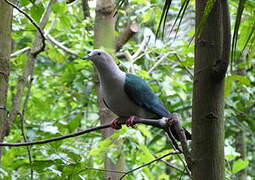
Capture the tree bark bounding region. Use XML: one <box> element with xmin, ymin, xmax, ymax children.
<box><xmin>0</xmin><ymin>0</ymin><xmax>14</xmax><ymax>160</ymax></box>
<box><xmin>94</xmin><ymin>1</ymin><xmax>124</xmax><ymax>179</ymax></box>
<box><xmin>192</xmin><ymin>0</ymin><xmax>230</xmax><ymax>179</ymax></box>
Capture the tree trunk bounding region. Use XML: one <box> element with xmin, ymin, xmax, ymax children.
<box><xmin>192</xmin><ymin>0</ymin><xmax>230</xmax><ymax>179</ymax></box>
<box><xmin>94</xmin><ymin>1</ymin><xmax>124</xmax><ymax>179</ymax></box>
<box><xmin>235</xmin><ymin>59</ymin><xmax>247</xmax><ymax>180</ymax></box>
<box><xmin>235</xmin><ymin>131</ymin><xmax>247</xmax><ymax>180</ymax></box>
<box><xmin>81</xmin><ymin>0</ymin><xmax>90</xmax><ymax>19</ymax></box>
<box><xmin>0</xmin><ymin>0</ymin><xmax>13</xmax><ymax>161</ymax></box>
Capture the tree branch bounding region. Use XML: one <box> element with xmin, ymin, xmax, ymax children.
<box><xmin>171</xmin><ymin>114</ymin><xmax>192</xmax><ymax>171</ymax></box>
<box><xmin>6</xmin><ymin>0</ymin><xmax>55</xmax><ymax>138</ymax></box>
<box><xmin>115</xmin><ymin>23</ymin><xmax>139</xmax><ymax>52</ymax></box>
<box><xmin>46</xmin><ymin>34</ymin><xmax>78</xmax><ymax>56</ymax></box>
<box><xmin>211</xmin><ymin>0</ymin><xmax>231</xmax><ymax>80</ymax></box>
<box><xmin>19</xmin><ymin>74</ymin><xmax>34</xmax><ymax>179</ymax></box>
<box><xmin>10</xmin><ymin>47</ymin><xmax>31</xmax><ymax>58</ymax></box>
<box><xmin>0</xmin><ymin>116</ymin><xmax>187</xmax><ymax>147</ymax></box>
<box><xmin>119</xmin><ymin>151</ymin><xmax>181</xmax><ymax>179</ymax></box>
<box><xmin>0</xmin><ymin>124</ymin><xmax>111</xmax><ymax>147</ymax></box>
<box><xmin>4</xmin><ymin>0</ymin><xmax>46</xmax><ymax>57</ymax></box>
<box><xmin>116</xmin><ymin>36</ymin><xmax>151</xmax><ymax>73</ymax></box>
<box><xmin>160</xmin><ymin>159</ymin><xmax>188</xmax><ymax>175</ymax></box>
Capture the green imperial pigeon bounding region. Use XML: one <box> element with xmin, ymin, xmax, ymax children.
<box><xmin>83</xmin><ymin>49</ymin><xmax>191</xmax><ymax>141</ymax></box>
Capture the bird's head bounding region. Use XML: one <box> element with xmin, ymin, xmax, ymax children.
<box><xmin>83</xmin><ymin>49</ymin><xmax>112</xmax><ymax>64</ymax></box>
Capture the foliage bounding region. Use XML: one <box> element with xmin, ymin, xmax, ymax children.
<box><xmin>1</xmin><ymin>0</ymin><xmax>254</xmax><ymax>179</ymax></box>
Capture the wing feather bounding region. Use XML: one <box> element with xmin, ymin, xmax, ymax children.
<box><xmin>124</xmin><ymin>73</ymin><xmax>171</xmax><ymax>118</ymax></box>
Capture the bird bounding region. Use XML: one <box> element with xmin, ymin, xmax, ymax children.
<box><xmin>83</xmin><ymin>49</ymin><xmax>191</xmax><ymax>141</ymax></box>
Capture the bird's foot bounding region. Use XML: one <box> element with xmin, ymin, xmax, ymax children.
<box><xmin>168</xmin><ymin>115</ymin><xmax>178</xmax><ymax>125</ymax></box>
<box><xmin>110</xmin><ymin>118</ymin><xmax>122</xmax><ymax>130</ymax></box>
<box><xmin>126</xmin><ymin>116</ymin><xmax>137</xmax><ymax>128</ymax></box>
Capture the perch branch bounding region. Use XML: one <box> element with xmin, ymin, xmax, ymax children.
<box><xmin>0</xmin><ymin>124</ymin><xmax>111</xmax><ymax>147</ymax></box>
<box><xmin>0</xmin><ymin>116</ymin><xmax>187</xmax><ymax>147</ymax></box>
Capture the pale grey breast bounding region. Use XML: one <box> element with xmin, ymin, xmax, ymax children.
<box><xmin>100</xmin><ymin>73</ymin><xmax>156</xmax><ymax>118</ymax></box>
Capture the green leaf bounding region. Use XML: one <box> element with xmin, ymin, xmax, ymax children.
<box><xmin>137</xmin><ymin>125</ymin><xmax>152</xmax><ymax>138</ymax></box>
<box><xmin>62</xmin><ymin>163</ymin><xmax>82</xmax><ymax>177</ymax></box>
<box><xmin>66</xmin><ymin>151</ymin><xmax>81</xmax><ymax>162</ymax></box>
<box><xmin>68</xmin><ymin>114</ymin><xmax>82</xmax><ymax>132</ymax></box>
<box><xmin>225</xmin><ymin>76</ymin><xmax>234</xmax><ymax>97</ymax></box>
<box><xmin>20</xmin><ymin>0</ymin><xmax>31</xmax><ymax>6</ymax></box>
<box><xmin>30</xmin><ymin>160</ymin><xmax>55</xmax><ymax>171</ymax></box>
<box><xmin>232</xmin><ymin>159</ymin><xmax>249</xmax><ymax>173</ymax></box>
<box><xmin>231</xmin><ymin>75</ymin><xmax>250</xmax><ymax>86</ymax></box>
<box><xmin>138</xmin><ymin>70</ymin><xmax>151</xmax><ymax>80</ymax></box>
<box><xmin>89</xmin><ymin>138</ymin><xmax>113</xmax><ymax>157</ymax></box>
<box><xmin>52</xmin><ymin>3</ymin><xmax>68</xmax><ymax>15</ymax></box>
<box><xmin>30</xmin><ymin>4</ymin><xmax>44</xmax><ymax>23</ymax></box>
<box><xmin>140</xmin><ymin>144</ymin><xmax>154</xmax><ymax>162</ymax></box>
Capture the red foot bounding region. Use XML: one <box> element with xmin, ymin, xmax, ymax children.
<box><xmin>126</xmin><ymin>116</ymin><xmax>137</xmax><ymax>128</ymax></box>
<box><xmin>110</xmin><ymin>118</ymin><xmax>122</xmax><ymax>130</ymax></box>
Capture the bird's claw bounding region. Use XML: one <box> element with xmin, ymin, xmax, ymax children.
<box><xmin>110</xmin><ymin>118</ymin><xmax>122</xmax><ymax>130</ymax></box>
<box><xmin>168</xmin><ymin>116</ymin><xmax>178</xmax><ymax>125</ymax></box>
<box><xmin>126</xmin><ymin>116</ymin><xmax>137</xmax><ymax>128</ymax></box>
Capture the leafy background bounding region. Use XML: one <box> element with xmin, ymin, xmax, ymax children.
<box><xmin>1</xmin><ymin>0</ymin><xmax>254</xmax><ymax>179</ymax></box>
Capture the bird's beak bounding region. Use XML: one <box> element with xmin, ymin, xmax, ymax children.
<box><xmin>82</xmin><ymin>55</ymin><xmax>91</xmax><ymax>60</ymax></box>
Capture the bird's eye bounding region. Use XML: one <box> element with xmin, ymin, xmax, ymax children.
<box><xmin>98</xmin><ymin>52</ymin><xmax>101</xmax><ymax>56</ymax></box>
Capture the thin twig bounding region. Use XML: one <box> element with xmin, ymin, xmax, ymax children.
<box><xmin>119</xmin><ymin>151</ymin><xmax>181</xmax><ymax>180</ymax></box>
<box><xmin>174</xmin><ymin>54</ymin><xmax>193</xmax><ymax>79</ymax></box>
<box><xmin>165</xmin><ymin>127</ymin><xmax>192</xmax><ymax>177</ymax></box>
<box><xmin>84</xmin><ymin>167</ymin><xmax>126</xmax><ymax>174</ymax></box>
<box><xmin>148</xmin><ymin>52</ymin><xmax>173</xmax><ymax>73</ymax></box>
<box><xmin>0</xmin><ymin>124</ymin><xmax>111</xmax><ymax>147</ymax></box>
<box><xmin>165</xmin><ymin>128</ymin><xmax>181</xmax><ymax>152</ymax></box>
<box><xmin>4</xmin><ymin>0</ymin><xmax>46</xmax><ymax>57</ymax></box>
<box><xmin>46</xmin><ymin>34</ymin><xmax>78</xmax><ymax>56</ymax></box>
<box><xmin>160</xmin><ymin>159</ymin><xmax>188</xmax><ymax>175</ymax></box>
<box><xmin>10</xmin><ymin>47</ymin><xmax>31</xmax><ymax>58</ymax></box>
<box><xmin>131</xmin><ymin>35</ymin><xmax>151</xmax><ymax>62</ymax></box>
<box><xmin>20</xmin><ymin>75</ymin><xmax>34</xmax><ymax>179</ymax></box>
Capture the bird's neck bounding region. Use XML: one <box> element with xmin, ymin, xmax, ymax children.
<box><xmin>94</xmin><ymin>59</ymin><xmax>125</xmax><ymax>83</ymax></box>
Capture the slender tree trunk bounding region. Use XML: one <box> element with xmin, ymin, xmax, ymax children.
<box><xmin>0</xmin><ymin>0</ymin><xmax>13</xmax><ymax>161</ymax></box>
<box><xmin>192</xmin><ymin>0</ymin><xmax>230</xmax><ymax>179</ymax></box>
<box><xmin>235</xmin><ymin>60</ymin><xmax>247</xmax><ymax>180</ymax></box>
<box><xmin>235</xmin><ymin>131</ymin><xmax>247</xmax><ymax>180</ymax></box>
<box><xmin>81</xmin><ymin>0</ymin><xmax>90</xmax><ymax>19</ymax></box>
<box><xmin>94</xmin><ymin>1</ymin><xmax>124</xmax><ymax>179</ymax></box>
